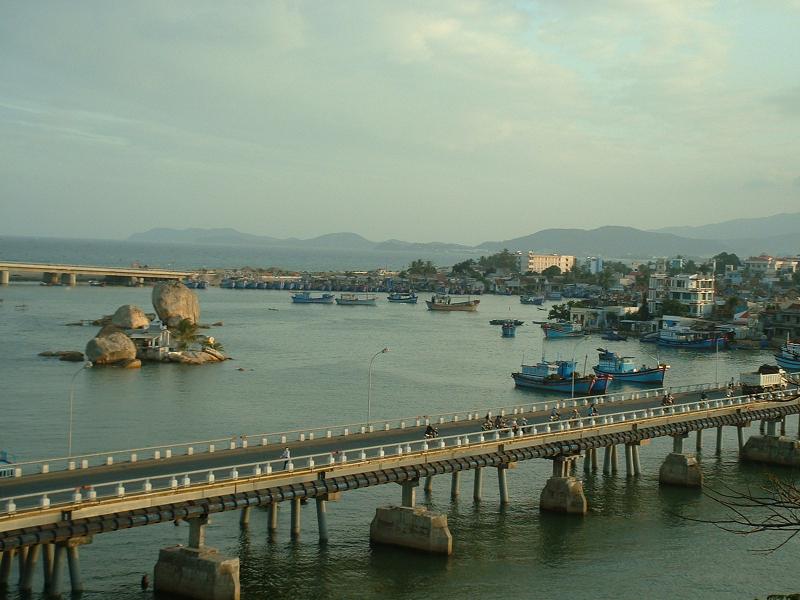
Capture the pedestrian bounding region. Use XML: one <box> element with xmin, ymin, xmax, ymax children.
<box><xmin>280</xmin><ymin>447</ymin><xmax>290</xmax><ymax>469</ymax></box>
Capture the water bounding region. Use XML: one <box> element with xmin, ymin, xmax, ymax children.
<box><xmin>1</xmin><ymin>283</ymin><xmax>798</xmax><ymax>599</ymax></box>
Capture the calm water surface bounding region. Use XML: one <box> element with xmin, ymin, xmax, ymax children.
<box><xmin>1</xmin><ymin>285</ymin><xmax>797</xmax><ymax>599</ymax></box>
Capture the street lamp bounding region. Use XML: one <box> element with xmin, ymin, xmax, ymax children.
<box><xmin>367</xmin><ymin>348</ymin><xmax>389</xmax><ymax>425</ymax></box>
<box><xmin>68</xmin><ymin>361</ymin><xmax>93</xmax><ymax>457</ymax></box>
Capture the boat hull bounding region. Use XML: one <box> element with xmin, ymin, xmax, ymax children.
<box><xmin>520</xmin><ymin>296</ymin><xmax>544</xmax><ymax>305</ymax></box>
<box><xmin>657</xmin><ymin>337</ymin><xmax>725</xmax><ymax>349</ymax></box>
<box><xmin>512</xmin><ymin>373</ymin><xmax>611</xmax><ymax>394</ymax></box>
<box><xmin>593</xmin><ymin>366</ymin><xmax>666</xmax><ymax>385</ymax></box>
<box><xmin>387</xmin><ymin>295</ymin><xmax>418</xmax><ymax>303</ymax></box>
<box><xmin>292</xmin><ymin>297</ymin><xmax>334</xmax><ymax>304</ymax></box>
<box><xmin>336</xmin><ymin>299</ymin><xmax>376</xmax><ymax>306</ymax></box>
<box><xmin>776</xmin><ymin>354</ymin><xmax>800</xmax><ymax>371</ymax></box>
<box><xmin>426</xmin><ymin>301</ymin><xmax>479</xmax><ymax>312</ymax></box>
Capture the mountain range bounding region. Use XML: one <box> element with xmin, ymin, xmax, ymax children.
<box><xmin>129</xmin><ymin>212</ymin><xmax>800</xmax><ymax>260</ymax></box>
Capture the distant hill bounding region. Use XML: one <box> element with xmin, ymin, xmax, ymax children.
<box><xmin>653</xmin><ymin>212</ymin><xmax>800</xmax><ymax>240</ymax></box>
<box><xmin>129</xmin><ymin>228</ymin><xmax>279</xmax><ymax>245</ymax></box>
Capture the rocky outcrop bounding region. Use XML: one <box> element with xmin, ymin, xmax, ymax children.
<box><xmin>39</xmin><ymin>350</ymin><xmax>85</xmax><ymax>362</ymax></box>
<box><xmin>85</xmin><ymin>325</ymin><xmax>137</xmax><ymax>365</ymax></box>
<box><xmin>165</xmin><ymin>348</ymin><xmax>227</xmax><ymax>365</ymax></box>
<box><xmin>152</xmin><ymin>281</ymin><xmax>200</xmax><ymax>327</ymax></box>
<box><xmin>111</xmin><ymin>304</ymin><xmax>150</xmax><ymax>329</ymax></box>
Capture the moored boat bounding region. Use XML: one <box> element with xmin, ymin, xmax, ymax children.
<box><xmin>520</xmin><ymin>295</ymin><xmax>544</xmax><ymax>305</ymax></box>
<box><xmin>592</xmin><ymin>348</ymin><xmax>669</xmax><ymax>385</ymax></box>
<box><xmin>490</xmin><ymin>319</ymin><xmax>524</xmax><ymax>326</ymax></box>
<box><xmin>512</xmin><ymin>359</ymin><xmax>612</xmax><ymax>395</ymax></box>
<box><xmin>426</xmin><ymin>295</ymin><xmax>479</xmax><ymax>312</ymax></box>
<box><xmin>501</xmin><ymin>321</ymin><xmax>517</xmax><ymax>337</ymax></box>
<box><xmin>387</xmin><ymin>292</ymin><xmax>418</xmax><ymax>304</ymax></box>
<box><xmin>542</xmin><ymin>321</ymin><xmax>585</xmax><ymax>339</ymax></box>
<box><xmin>601</xmin><ymin>331</ymin><xmax>627</xmax><ymax>341</ymax></box>
<box><xmin>291</xmin><ymin>292</ymin><xmax>335</xmax><ymax>304</ymax></box>
<box><xmin>657</xmin><ymin>327</ymin><xmax>727</xmax><ymax>349</ymax></box>
<box><xmin>336</xmin><ymin>293</ymin><xmax>377</xmax><ymax>306</ymax></box>
<box><xmin>775</xmin><ymin>341</ymin><xmax>800</xmax><ymax>372</ymax></box>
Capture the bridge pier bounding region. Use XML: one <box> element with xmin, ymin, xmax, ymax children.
<box><xmin>0</xmin><ymin>269</ymin><xmax>9</xmax><ymax>285</ymax></box>
<box><xmin>450</xmin><ymin>472</ymin><xmax>461</xmax><ymax>500</ymax></box>
<box><xmin>497</xmin><ymin>465</ymin><xmax>511</xmax><ymax>506</ymax></box>
<box><xmin>239</xmin><ymin>507</ymin><xmax>251</xmax><ymax>528</ymax></box>
<box><xmin>659</xmin><ymin>434</ymin><xmax>702</xmax><ymax>487</ymax></box>
<box><xmin>42</xmin><ymin>272</ymin><xmax>60</xmax><ymax>286</ymax></box>
<box><xmin>696</xmin><ymin>430</ymin><xmax>702</xmax><ymax>451</ymax></box>
<box><xmin>540</xmin><ymin>457</ymin><xmax>587</xmax><ymax>515</ymax></box>
<box><xmin>0</xmin><ymin>548</ymin><xmax>15</xmax><ymax>586</ymax></box>
<box><xmin>624</xmin><ymin>444</ymin><xmax>634</xmax><ymax>477</ymax></box>
<box><xmin>715</xmin><ymin>427</ymin><xmax>723</xmax><ymax>455</ymax></box>
<box><xmin>737</xmin><ymin>425</ymin><xmax>745</xmax><ymax>451</ymax></box>
<box><xmin>401</xmin><ymin>479</ymin><xmax>419</xmax><ymax>507</ymax></box>
<box><xmin>42</xmin><ymin>543</ymin><xmax>54</xmax><ymax>592</ymax></box>
<box><xmin>602</xmin><ymin>446</ymin><xmax>612</xmax><ymax>474</ymax></box>
<box><xmin>424</xmin><ymin>475</ymin><xmax>434</xmax><ymax>494</ymax></box>
<box><xmin>20</xmin><ymin>544</ymin><xmax>40</xmax><ymax>592</ymax></box>
<box><xmin>290</xmin><ymin>498</ymin><xmax>302</xmax><ymax>538</ymax></box>
<box><xmin>16</xmin><ymin>546</ymin><xmax>28</xmax><ymax>585</ymax></box>
<box><xmin>61</xmin><ymin>273</ymin><xmax>77</xmax><ymax>286</ymax></box>
<box><xmin>741</xmin><ymin>419</ymin><xmax>800</xmax><ymax>466</ymax></box>
<box><xmin>473</xmin><ymin>468</ymin><xmax>483</xmax><ymax>502</ymax></box>
<box><xmin>268</xmin><ymin>503</ymin><xmax>279</xmax><ymax>535</ymax></box>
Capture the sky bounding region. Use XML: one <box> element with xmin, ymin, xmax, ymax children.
<box><xmin>1</xmin><ymin>1</ymin><xmax>799</xmax><ymax>245</ymax></box>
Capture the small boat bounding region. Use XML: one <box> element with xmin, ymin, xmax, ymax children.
<box><xmin>88</xmin><ymin>280</ymin><xmax>106</xmax><ymax>287</ymax></box>
<box><xmin>0</xmin><ymin>450</ymin><xmax>15</xmax><ymax>478</ymax></box>
<box><xmin>520</xmin><ymin>295</ymin><xmax>544</xmax><ymax>305</ymax></box>
<box><xmin>501</xmin><ymin>321</ymin><xmax>517</xmax><ymax>337</ymax></box>
<box><xmin>220</xmin><ymin>279</ymin><xmax>236</xmax><ymax>289</ymax></box>
<box><xmin>196</xmin><ymin>281</ymin><xmax>208</xmax><ymax>289</ymax></box>
<box><xmin>775</xmin><ymin>341</ymin><xmax>800</xmax><ymax>371</ymax></box>
<box><xmin>592</xmin><ymin>348</ymin><xmax>669</xmax><ymax>385</ymax></box>
<box><xmin>183</xmin><ymin>280</ymin><xmax>198</xmax><ymax>289</ymax></box>
<box><xmin>547</xmin><ymin>292</ymin><xmax>562</xmax><ymax>301</ymax></box>
<box><xmin>387</xmin><ymin>292</ymin><xmax>418</xmax><ymax>304</ymax></box>
<box><xmin>657</xmin><ymin>327</ymin><xmax>727</xmax><ymax>349</ymax></box>
<box><xmin>542</xmin><ymin>321</ymin><xmax>585</xmax><ymax>339</ymax></box>
<box><xmin>292</xmin><ymin>292</ymin><xmax>335</xmax><ymax>304</ymax></box>
<box><xmin>426</xmin><ymin>295</ymin><xmax>480</xmax><ymax>312</ymax></box>
<box><xmin>336</xmin><ymin>293</ymin><xmax>377</xmax><ymax>306</ymax></box>
<box><xmin>490</xmin><ymin>319</ymin><xmax>524</xmax><ymax>326</ymax></box>
<box><xmin>601</xmin><ymin>331</ymin><xmax>627</xmax><ymax>341</ymax></box>
<box><xmin>512</xmin><ymin>359</ymin><xmax>612</xmax><ymax>395</ymax></box>
<box><xmin>234</xmin><ymin>280</ymin><xmax>248</xmax><ymax>289</ymax></box>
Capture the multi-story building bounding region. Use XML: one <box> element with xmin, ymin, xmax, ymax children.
<box><xmin>516</xmin><ymin>252</ymin><xmax>575</xmax><ymax>274</ymax></box>
<box><xmin>647</xmin><ymin>273</ymin><xmax>715</xmax><ymax>317</ymax></box>
<box><xmin>585</xmin><ymin>256</ymin><xmax>604</xmax><ymax>275</ymax></box>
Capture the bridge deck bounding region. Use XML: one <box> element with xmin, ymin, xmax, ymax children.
<box><xmin>0</xmin><ymin>261</ymin><xmax>192</xmax><ymax>278</ymax></box>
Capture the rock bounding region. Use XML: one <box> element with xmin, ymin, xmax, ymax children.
<box><xmin>92</xmin><ymin>315</ymin><xmax>113</xmax><ymax>326</ymax></box>
<box><xmin>201</xmin><ymin>348</ymin><xmax>226</xmax><ymax>362</ymax></box>
<box><xmin>85</xmin><ymin>326</ymin><xmax>137</xmax><ymax>365</ymax></box>
<box><xmin>39</xmin><ymin>351</ymin><xmax>59</xmax><ymax>357</ymax></box>
<box><xmin>119</xmin><ymin>358</ymin><xmax>142</xmax><ymax>369</ymax></box>
<box><xmin>152</xmin><ymin>281</ymin><xmax>200</xmax><ymax>328</ymax></box>
<box><xmin>111</xmin><ymin>305</ymin><xmax>150</xmax><ymax>329</ymax></box>
<box><xmin>212</xmin><ymin>321</ymin><xmax>223</xmax><ymax>327</ymax></box>
<box><xmin>59</xmin><ymin>351</ymin><xmax>86</xmax><ymax>362</ymax></box>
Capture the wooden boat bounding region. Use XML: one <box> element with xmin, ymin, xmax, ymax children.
<box><xmin>501</xmin><ymin>321</ymin><xmax>517</xmax><ymax>337</ymax></box>
<box><xmin>592</xmin><ymin>348</ymin><xmax>668</xmax><ymax>385</ymax></box>
<box><xmin>336</xmin><ymin>293</ymin><xmax>377</xmax><ymax>306</ymax></box>
<box><xmin>541</xmin><ymin>321</ymin><xmax>585</xmax><ymax>339</ymax></box>
<box><xmin>387</xmin><ymin>292</ymin><xmax>418</xmax><ymax>304</ymax></box>
<box><xmin>426</xmin><ymin>295</ymin><xmax>479</xmax><ymax>312</ymax></box>
<box><xmin>657</xmin><ymin>327</ymin><xmax>727</xmax><ymax>349</ymax></box>
<box><xmin>775</xmin><ymin>341</ymin><xmax>800</xmax><ymax>371</ymax></box>
<box><xmin>490</xmin><ymin>319</ymin><xmax>524</xmax><ymax>326</ymax></box>
<box><xmin>291</xmin><ymin>292</ymin><xmax>335</xmax><ymax>304</ymax></box>
<box><xmin>512</xmin><ymin>360</ymin><xmax>612</xmax><ymax>394</ymax></box>
<box><xmin>601</xmin><ymin>331</ymin><xmax>627</xmax><ymax>341</ymax></box>
<box><xmin>520</xmin><ymin>295</ymin><xmax>544</xmax><ymax>305</ymax></box>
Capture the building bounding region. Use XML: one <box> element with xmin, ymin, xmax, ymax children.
<box><xmin>761</xmin><ymin>302</ymin><xmax>800</xmax><ymax>340</ymax></box>
<box><xmin>585</xmin><ymin>256</ymin><xmax>604</xmax><ymax>275</ymax></box>
<box><xmin>516</xmin><ymin>252</ymin><xmax>575</xmax><ymax>274</ymax></box>
<box><xmin>569</xmin><ymin>305</ymin><xmax>639</xmax><ymax>331</ymax></box>
<box><xmin>647</xmin><ymin>273</ymin><xmax>715</xmax><ymax>317</ymax></box>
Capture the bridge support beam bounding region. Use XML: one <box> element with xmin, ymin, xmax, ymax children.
<box><xmin>737</xmin><ymin>425</ymin><xmax>745</xmax><ymax>452</ymax></box>
<box><xmin>781</xmin><ymin>418</ymin><xmax>787</xmax><ymax>437</ymax></box>
<box><xmin>268</xmin><ymin>503</ymin><xmax>279</xmax><ymax>535</ymax></box>
<box><xmin>50</xmin><ymin>543</ymin><xmax>67</xmax><ymax>598</ymax></box>
<box><xmin>716</xmin><ymin>427</ymin><xmax>723</xmax><ymax>455</ymax></box>
<box><xmin>424</xmin><ymin>476</ymin><xmax>433</xmax><ymax>494</ymax></box>
<box><xmin>401</xmin><ymin>479</ymin><xmax>419</xmax><ymax>508</ymax></box>
<box><xmin>0</xmin><ymin>270</ymin><xmax>9</xmax><ymax>285</ymax></box>
<box><xmin>540</xmin><ymin>457</ymin><xmax>587</xmax><ymax>515</ymax></box>
<box><xmin>66</xmin><ymin>543</ymin><xmax>84</xmax><ymax>593</ymax></box>
<box><xmin>696</xmin><ymin>430</ymin><xmax>703</xmax><ymax>451</ymax></box>
<box><xmin>316</xmin><ymin>498</ymin><xmax>328</xmax><ymax>543</ymax></box>
<box><xmin>20</xmin><ymin>544</ymin><xmax>40</xmax><ymax>592</ymax></box>
<box><xmin>497</xmin><ymin>465</ymin><xmax>511</xmax><ymax>505</ymax></box>
<box><xmin>61</xmin><ymin>273</ymin><xmax>77</xmax><ymax>286</ymax></box>
<box><xmin>631</xmin><ymin>443</ymin><xmax>642</xmax><ymax>476</ymax></box>
<box><xmin>370</xmin><ymin>505</ymin><xmax>453</xmax><ymax>555</ymax></box>
<box><xmin>188</xmin><ymin>515</ymin><xmax>208</xmax><ymax>549</ymax></box>
<box><xmin>0</xmin><ymin>548</ymin><xmax>15</xmax><ymax>585</ymax></box>
<box><xmin>450</xmin><ymin>472</ymin><xmax>461</xmax><ymax>500</ymax></box>
<box><xmin>473</xmin><ymin>468</ymin><xmax>483</xmax><ymax>502</ymax></box>
<box><xmin>602</xmin><ymin>446</ymin><xmax>612</xmax><ymax>474</ymax></box>
<box><xmin>624</xmin><ymin>444</ymin><xmax>634</xmax><ymax>477</ymax></box>
<box><xmin>290</xmin><ymin>498</ymin><xmax>301</xmax><ymax>538</ymax></box>
<box><xmin>42</xmin><ymin>543</ymin><xmax>54</xmax><ymax>592</ymax></box>
<box><xmin>239</xmin><ymin>507</ymin><xmax>251</xmax><ymax>528</ymax></box>
<box><xmin>659</xmin><ymin>435</ymin><xmax>702</xmax><ymax>487</ymax></box>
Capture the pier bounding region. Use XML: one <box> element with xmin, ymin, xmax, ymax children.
<box><xmin>0</xmin><ymin>261</ymin><xmax>192</xmax><ymax>286</ymax></box>
<box><xmin>1</xmin><ymin>382</ymin><xmax>799</xmax><ymax>599</ymax></box>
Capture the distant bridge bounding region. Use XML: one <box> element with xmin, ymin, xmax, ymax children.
<box><xmin>0</xmin><ymin>261</ymin><xmax>193</xmax><ymax>286</ymax></box>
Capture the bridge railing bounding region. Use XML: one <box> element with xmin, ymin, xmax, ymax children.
<box><xmin>1</xmin><ymin>380</ymin><xmax>742</xmax><ymax>479</ymax></box>
<box><xmin>1</xmin><ymin>392</ymin><xmax>786</xmax><ymax>518</ymax></box>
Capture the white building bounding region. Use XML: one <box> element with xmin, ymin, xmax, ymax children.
<box><xmin>648</xmin><ymin>274</ymin><xmax>715</xmax><ymax>317</ymax></box>
<box><xmin>585</xmin><ymin>256</ymin><xmax>604</xmax><ymax>275</ymax></box>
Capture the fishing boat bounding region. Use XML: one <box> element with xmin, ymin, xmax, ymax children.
<box><xmin>0</xmin><ymin>451</ymin><xmax>15</xmax><ymax>478</ymax></box>
<box><xmin>512</xmin><ymin>359</ymin><xmax>612</xmax><ymax>395</ymax></box>
<box><xmin>336</xmin><ymin>293</ymin><xmax>377</xmax><ymax>306</ymax></box>
<box><xmin>541</xmin><ymin>321</ymin><xmax>585</xmax><ymax>339</ymax></box>
<box><xmin>520</xmin><ymin>295</ymin><xmax>544</xmax><ymax>305</ymax></box>
<box><xmin>291</xmin><ymin>292</ymin><xmax>335</xmax><ymax>304</ymax></box>
<box><xmin>547</xmin><ymin>291</ymin><xmax>562</xmax><ymax>301</ymax></box>
<box><xmin>490</xmin><ymin>319</ymin><xmax>524</xmax><ymax>326</ymax></box>
<box><xmin>501</xmin><ymin>321</ymin><xmax>517</xmax><ymax>337</ymax></box>
<box><xmin>656</xmin><ymin>327</ymin><xmax>727</xmax><ymax>349</ymax></box>
<box><xmin>196</xmin><ymin>281</ymin><xmax>208</xmax><ymax>289</ymax></box>
<box><xmin>601</xmin><ymin>331</ymin><xmax>627</xmax><ymax>341</ymax></box>
<box><xmin>387</xmin><ymin>292</ymin><xmax>418</xmax><ymax>304</ymax></box>
<box><xmin>426</xmin><ymin>295</ymin><xmax>480</xmax><ymax>312</ymax></box>
<box><xmin>592</xmin><ymin>348</ymin><xmax>669</xmax><ymax>385</ymax></box>
<box><xmin>775</xmin><ymin>341</ymin><xmax>800</xmax><ymax>372</ymax></box>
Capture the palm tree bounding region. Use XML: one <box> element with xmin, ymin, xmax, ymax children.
<box><xmin>173</xmin><ymin>319</ymin><xmax>198</xmax><ymax>351</ymax></box>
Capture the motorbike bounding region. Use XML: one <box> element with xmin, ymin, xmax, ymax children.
<box><xmin>424</xmin><ymin>427</ymin><xmax>439</xmax><ymax>439</ymax></box>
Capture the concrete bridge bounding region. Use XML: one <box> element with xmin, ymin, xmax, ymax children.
<box><xmin>0</xmin><ymin>261</ymin><xmax>193</xmax><ymax>286</ymax></box>
<box><xmin>1</xmin><ymin>382</ymin><xmax>799</xmax><ymax>599</ymax></box>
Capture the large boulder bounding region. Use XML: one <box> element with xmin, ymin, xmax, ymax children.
<box><xmin>111</xmin><ymin>304</ymin><xmax>150</xmax><ymax>329</ymax></box>
<box><xmin>152</xmin><ymin>282</ymin><xmax>200</xmax><ymax>328</ymax></box>
<box><xmin>85</xmin><ymin>325</ymin><xmax>137</xmax><ymax>365</ymax></box>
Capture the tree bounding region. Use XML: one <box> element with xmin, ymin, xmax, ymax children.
<box><xmin>173</xmin><ymin>318</ymin><xmax>199</xmax><ymax>351</ymax></box>
<box><xmin>548</xmin><ymin>302</ymin><xmax>573</xmax><ymax>321</ymax></box>
<box><xmin>713</xmin><ymin>252</ymin><xmax>741</xmax><ymax>274</ymax></box>
<box><xmin>542</xmin><ymin>265</ymin><xmax>562</xmax><ymax>278</ymax></box>
<box><xmin>660</xmin><ymin>299</ymin><xmax>689</xmax><ymax>317</ymax></box>
<box><xmin>477</xmin><ymin>249</ymin><xmax>519</xmax><ymax>274</ymax></box>
<box><xmin>408</xmin><ymin>259</ymin><xmax>437</xmax><ymax>277</ymax></box>
<box><xmin>634</xmin><ymin>301</ymin><xmax>651</xmax><ymax>321</ymax></box>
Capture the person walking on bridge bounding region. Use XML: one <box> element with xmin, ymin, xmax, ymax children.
<box><xmin>281</xmin><ymin>447</ymin><xmax>291</xmax><ymax>470</ymax></box>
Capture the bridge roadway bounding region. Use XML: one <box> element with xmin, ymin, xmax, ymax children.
<box><xmin>0</xmin><ymin>386</ymin><xmax>733</xmax><ymax>503</ymax></box>
<box><xmin>0</xmin><ymin>260</ymin><xmax>193</xmax><ymax>284</ymax></box>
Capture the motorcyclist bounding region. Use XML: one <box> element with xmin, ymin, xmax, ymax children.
<box><xmin>425</xmin><ymin>424</ymin><xmax>438</xmax><ymax>438</ymax></box>
<box><xmin>494</xmin><ymin>415</ymin><xmax>504</xmax><ymax>429</ymax></box>
<box><xmin>549</xmin><ymin>407</ymin><xmax>561</xmax><ymax>422</ymax></box>
<box><xmin>587</xmin><ymin>403</ymin><xmax>598</xmax><ymax>417</ymax></box>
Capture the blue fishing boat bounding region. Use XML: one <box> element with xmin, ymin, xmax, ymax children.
<box><xmin>547</xmin><ymin>291</ymin><xmax>562</xmax><ymax>301</ymax></box>
<box><xmin>501</xmin><ymin>320</ymin><xmax>517</xmax><ymax>337</ymax></box>
<box><xmin>512</xmin><ymin>359</ymin><xmax>612</xmax><ymax>395</ymax></box>
<box><xmin>542</xmin><ymin>321</ymin><xmax>585</xmax><ymax>339</ymax></box>
<box><xmin>336</xmin><ymin>293</ymin><xmax>377</xmax><ymax>306</ymax></box>
<box><xmin>520</xmin><ymin>295</ymin><xmax>544</xmax><ymax>305</ymax></box>
<box><xmin>656</xmin><ymin>327</ymin><xmax>727</xmax><ymax>349</ymax></box>
<box><xmin>601</xmin><ymin>331</ymin><xmax>627</xmax><ymax>341</ymax></box>
<box><xmin>292</xmin><ymin>292</ymin><xmax>335</xmax><ymax>304</ymax></box>
<box><xmin>220</xmin><ymin>279</ymin><xmax>236</xmax><ymax>289</ymax></box>
<box><xmin>592</xmin><ymin>348</ymin><xmax>669</xmax><ymax>385</ymax></box>
<box><xmin>196</xmin><ymin>281</ymin><xmax>208</xmax><ymax>289</ymax></box>
<box><xmin>387</xmin><ymin>292</ymin><xmax>418</xmax><ymax>304</ymax></box>
<box><xmin>0</xmin><ymin>451</ymin><xmax>15</xmax><ymax>478</ymax></box>
<box><xmin>775</xmin><ymin>342</ymin><xmax>800</xmax><ymax>371</ymax></box>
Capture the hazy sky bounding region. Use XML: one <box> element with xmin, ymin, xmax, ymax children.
<box><xmin>2</xmin><ymin>1</ymin><xmax>799</xmax><ymax>244</ymax></box>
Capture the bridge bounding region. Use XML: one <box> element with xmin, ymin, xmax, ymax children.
<box><xmin>0</xmin><ymin>261</ymin><xmax>193</xmax><ymax>286</ymax></box>
<box><xmin>2</xmin><ymin>381</ymin><xmax>799</xmax><ymax>599</ymax></box>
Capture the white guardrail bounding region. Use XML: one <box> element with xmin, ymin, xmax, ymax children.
<box><xmin>4</xmin><ymin>381</ymin><xmax>737</xmax><ymax>478</ymax></box>
<box><xmin>2</xmin><ymin>391</ymin><xmax>795</xmax><ymax>517</ymax></box>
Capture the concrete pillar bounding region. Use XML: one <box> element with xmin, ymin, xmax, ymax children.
<box><xmin>741</xmin><ymin>436</ymin><xmax>800</xmax><ymax>466</ymax></box>
<box><xmin>50</xmin><ymin>544</ymin><xmax>66</xmax><ymax>597</ymax></box>
<box><xmin>659</xmin><ymin>453</ymin><xmax>703</xmax><ymax>487</ymax></box>
<box><xmin>0</xmin><ymin>548</ymin><xmax>15</xmax><ymax>585</ymax></box>
<box><xmin>767</xmin><ymin>420</ymin><xmax>778</xmax><ymax>437</ymax></box>
<box><xmin>625</xmin><ymin>444</ymin><xmax>634</xmax><ymax>477</ymax></box>
<box><xmin>737</xmin><ymin>426</ymin><xmax>745</xmax><ymax>452</ymax></box>
<box><xmin>370</xmin><ymin>506</ymin><xmax>452</xmax><ymax>555</ymax></box>
<box><xmin>61</xmin><ymin>273</ymin><xmax>77</xmax><ymax>286</ymax></box>
<box><xmin>591</xmin><ymin>447</ymin><xmax>598</xmax><ymax>471</ymax></box>
<box><xmin>632</xmin><ymin>444</ymin><xmax>642</xmax><ymax>476</ymax></box>
<box><xmin>781</xmin><ymin>418</ymin><xmax>787</xmax><ymax>437</ymax></box>
<box><xmin>20</xmin><ymin>544</ymin><xmax>40</xmax><ymax>592</ymax></box>
<box><xmin>188</xmin><ymin>515</ymin><xmax>208</xmax><ymax>549</ymax></box>
<box><xmin>16</xmin><ymin>546</ymin><xmax>28</xmax><ymax>585</ymax></box>
<box><xmin>316</xmin><ymin>498</ymin><xmax>329</xmax><ymax>543</ymax></box>
<box><xmin>42</xmin><ymin>543</ymin><xmax>54</xmax><ymax>592</ymax></box>
<box><xmin>450</xmin><ymin>472</ymin><xmax>461</xmax><ymax>500</ymax></box>
<box><xmin>497</xmin><ymin>466</ymin><xmax>510</xmax><ymax>505</ymax></box>
<box><xmin>672</xmin><ymin>435</ymin><xmax>685</xmax><ymax>454</ymax></box>
<box><xmin>540</xmin><ymin>459</ymin><xmax>588</xmax><ymax>515</ymax></box>
<box><xmin>696</xmin><ymin>430</ymin><xmax>703</xmax><ymax>451</ymax></box>
<box><xmin>603</xmin><ymin>446</ymin><xmax>612</xmax><ymax>474</ymax></box>
<box><xmin>716</xmin><ymin>427</ymin><xmax>723</xmax><ymax>456</ymax></box>
<box><xmin>290</xmin><ymin>498</ymin><xmax>301</xmax><ymax>538</ymax></box>
<box><xmin>610</xmin><ymin>445</ymin><xmax>618</xmax><ymax>473</ymax></box>
<box><xmin>239</xmin><ymin>507</ymin><xmax>251</xmax><ymax>528</ymax></box>
<box><xmin>583</xmin><ymin>449</ymin><xmax>591</xmax><ymax>473</ymax></box>
<box><xmin>424</xmin><ymin>476</ymin><xmax>433</xmax><ymax>494</ymax></box>
<box><xmin>473</xmin><ymin>468</ymin><xmax>483</xmax><ymax>502</ymax></box>
<box><xmin>67</xmin><ymin>545</ymin><xmax>83</xmax><ymax>593</ymax></box>
<box><xmin>268</xmin><ymin>503</ymin><xmax>279</xmax><ymax>533</ymax></box>
<box><xmin>42</xmin><ymin>272</ymin><xmax>59</xmax><ymax>285</ymax></box>
<box><xmin>401</xmin><ymin>480</ymin><xmax>418</xmax><ymax>508</ymax></box>
<box><xmin>760</xmin><ymin>420</ymin><xmax>766</xmax><ymax>435</ymax></box>
<box><xmin>155</xmin><ymin>547</ymin><xmax>240</xmax><ymax>600</ymax></box>
<box><xmin>0</xmin><ymin>270</ymin><xmax>9</xmax><ymax>285</ymax></box>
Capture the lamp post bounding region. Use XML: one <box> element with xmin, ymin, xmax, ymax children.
<box><xmin>68</xmin><ymin>362</ymin><xmax>93</xmax><ymax>457</ymax></box>
<box><xmin>367</xmin><ymin>348</ymin><xmax>389</xmax><ymax>425</ymax></box>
